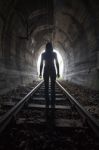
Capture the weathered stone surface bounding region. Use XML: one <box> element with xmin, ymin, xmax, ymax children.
<box><xmin>0</xmin><ymin>0</ymin><xmax>99</xmax><ymax>95</ymax></box>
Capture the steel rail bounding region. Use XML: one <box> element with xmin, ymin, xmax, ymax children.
<box><xmin>56</xmin><ymin>81</ymin><xmax>99</xmax><ymax>138</ymax></box>
<box><xmin>0</xmin><ymin>80</ymin><xmax>44</xmax><ymax>134</ymax></box>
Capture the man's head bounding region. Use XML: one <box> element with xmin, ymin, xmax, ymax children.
<box><xmin>45</xmin><ymin>42</ymin><xmax>53</xmax><ymax>52</ymax></box>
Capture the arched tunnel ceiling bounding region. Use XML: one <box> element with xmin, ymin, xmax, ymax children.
<box><xmin>15</xmin><ymin>0</ymin><xmax>54</xmax><ymax>46</ymax></box>
<box><xmin>0</xmin><ymin>0</ymin><xmax>99</xmax><ymax>93</ymax></box>
<box><xmin>0</xmin><ymin>0</ymin><xmax>97</xmax><ymax>50</ymax></box>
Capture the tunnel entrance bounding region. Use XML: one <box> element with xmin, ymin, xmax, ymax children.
<box><xmin>37</xmin><ymin>49</ymin><xmax>64</xmax><ymax>78</ymax></box>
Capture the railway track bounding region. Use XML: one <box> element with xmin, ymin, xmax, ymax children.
<box><xmin>0</xmin><ymin>81</ymin><xmax>41</xmax><ymax>116</ymax></box>
<box><xmin>0</xmin><ymin>80</ymin><xmax>99</xmax><ymax>150</ymax></box>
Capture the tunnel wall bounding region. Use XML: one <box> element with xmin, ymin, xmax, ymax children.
<box><xmin>65</xmin><ymin>0</ymin><xmax>99</xmax><ymax>90</ymax></box>
<box><xmin>0</xmin><ymin>13</ymin><xmax>37</xmax><ymax>95</ymax></box>
<box><xmin>54</xmin><ymin>0</ymin><xmax>99</xmax><ymax>90</ymax></box>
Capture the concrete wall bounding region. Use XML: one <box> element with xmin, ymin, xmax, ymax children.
<box><xmin>54</xmin><ymin>0</ymin><xmax>99</xmax><ymax>90</ymax></box>
<box><xmin>0</xmin><ymin>12</ymin><xmax>37</xmax><ymax>95</ymax></box>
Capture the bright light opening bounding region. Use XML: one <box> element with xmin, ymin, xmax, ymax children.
<box><xmin>37</xmin><ymin>49</ymin><xmax>64</xmax><ymax>77</ymax></box>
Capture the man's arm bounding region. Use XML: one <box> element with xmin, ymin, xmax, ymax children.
<box><xmin>55</xmin><ymin>53</ymin><xmax>60</xmax><ymax>77</ymax></box>
<box><xmin>40</xmin><ymin>54</ymin><xmax>43</xmax><ymax>77</ymax></box>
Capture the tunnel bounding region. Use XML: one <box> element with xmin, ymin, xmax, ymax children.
<box><xmin>0</xmin><ymin>0</ymin><xmax>99</xmax><ymax>149</ymax></box>
<box><xmin>0</xmin><ymin>0</ymin><xmax>99</xmax><ymax>94</ymax></box>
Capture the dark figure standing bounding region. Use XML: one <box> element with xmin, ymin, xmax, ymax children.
<box><xmin>39</xmin><ymin>42</ymin><xmax>60</xmax><ymax>108</ymax></box>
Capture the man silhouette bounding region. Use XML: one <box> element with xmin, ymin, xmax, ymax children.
<box><xmin>39</xmin><ymin>42</ymin><xmax>60</xmax><ymax>108</ymax></box>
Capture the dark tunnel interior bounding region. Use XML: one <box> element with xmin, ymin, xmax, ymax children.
<box><xmin>0</xmin><ymin>1</ymin><xmax>99</xmax><ymax>149</ymax></box>
<box><xmin>0</xmin><ymin>0</ymin><xmax>99</xmax><ymax>93</ymax></box>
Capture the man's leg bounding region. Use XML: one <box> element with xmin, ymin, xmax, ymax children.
<box><xmin>51</xmin><ymin>78</ymin><xmax>56</xmax><ymax>108</ymax></box>
<box><xmin>44</xmin><ymin>77</ymin><xmax>49</xmax><ymax>108</ymax></box>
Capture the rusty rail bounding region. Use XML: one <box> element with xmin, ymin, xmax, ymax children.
<box><xmin>56</xmin><ymin>81</ymin><xmax>99</xmax><ymax>138</ymax></box>
<box><xmin>0</xmin><ymin>80</ymin><xmax>44</xmax><ymax>134</ymax></box>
